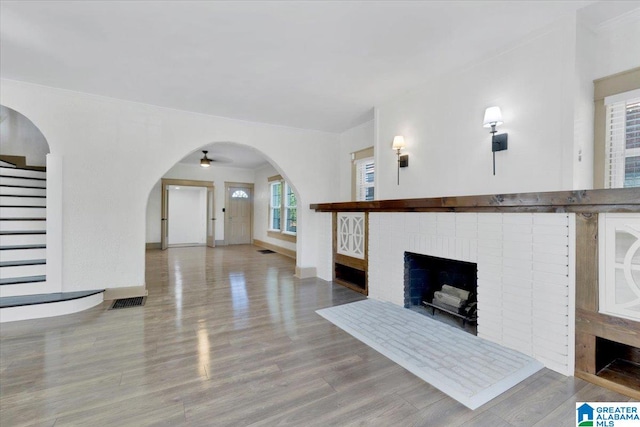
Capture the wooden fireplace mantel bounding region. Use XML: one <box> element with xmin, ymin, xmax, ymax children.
<box><xmin>312</xmin><ymin>187</ymin><xmax>640</xmax><ymax>399</ymax></box>
<box><xmin>310</xmin><ymin>188</ymin><xmax>640</xmax><ymax>213</ymax></box>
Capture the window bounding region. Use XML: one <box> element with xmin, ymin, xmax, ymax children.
<box><xmin>355</xmin><ymin>157</ymin><xmax>375</xmax><ymax>201</ymax></box>
<box><xmin>351</xmin><ymin>147</ymin><xmax>374</xmax><ymax>201</ymax></box>
<box><xmin>231</xmin><ymin>190</ymin><xmax>249</xmax><ymax>198</ymax></box>
<box><xmin>269</xmin><ymin>181</ymin><xmax>281</xmax><ymax>231</ymax></box>
<box><xmin>268</xmin><ymin>176</ymin><xmax>297</xmax><ymax>237</ymax></box>
<box><xmin>284</xmin><ymin>183</ymin><xmax>297</xmax><ymax>233</ymax></box>
<box><xmin>605</xmin><ymin>89</ymin><xmax>640</xmax><ymax>188</ymax></box>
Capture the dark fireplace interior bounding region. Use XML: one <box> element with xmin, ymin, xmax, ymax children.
<box><xmin>403</xmin><ymin>252</ymin><xmax>478</xmax><ymax>332</ymax></box>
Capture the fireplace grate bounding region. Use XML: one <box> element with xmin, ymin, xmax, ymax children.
<box><xmin>110</xmin><ymin>296</ymin><xmax>146</xmax><ymax>310</ymax></box>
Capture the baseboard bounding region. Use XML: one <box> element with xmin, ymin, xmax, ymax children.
<box><xmin>215</xmin><ymin>240</ymin><xmax>225</xmax><ymax>246</ymax></box>
<box><xmin>253</xmin><ymin>239</ymin><xmax>296</xmax><ymax>259</ymax></box>
<box><xmin>146</xmin><ymin>242</ymin><xmax>161</xmax><ymax>250</ymax></box>
<box><xmin>103</xmin><ymin>286</ymin><xmax>148</xmax><ymax>301</ymax></box>
<box><xmin>295</xmin><ymin>266</ymin><xmax>317</xmax><ymax>279</ymax></box>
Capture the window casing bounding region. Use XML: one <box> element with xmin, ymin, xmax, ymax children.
<box><xmin>604</xmin><ymin>89</ymin><xmax>640</xmax><ymax>189</ymax></box>
<box><xmin>268</xmin><ymin>177</ymin><xmax>297</xmax><ymax>237</ymax></box>
<box><xmin>269</xmin><ymin>182</ymin><xmax>282</xmax><ymax>231</ymax></box>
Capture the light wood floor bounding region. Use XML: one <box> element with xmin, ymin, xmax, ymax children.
<box><xmin>0</xmin><ymin>245</ymin><xmax>633</xmax><ymax>426</ymax></box>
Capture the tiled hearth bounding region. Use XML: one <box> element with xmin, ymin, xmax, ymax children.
<box><xmin>367</xmin><ymin>212</ymin><xmax>575</xmax><ymax>376</ymax></box>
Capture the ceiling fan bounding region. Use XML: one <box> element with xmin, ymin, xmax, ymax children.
<box><xmin>200</xmin><ymin>150</ymin><xmax>212</xmax><ymax>168</ymax></box>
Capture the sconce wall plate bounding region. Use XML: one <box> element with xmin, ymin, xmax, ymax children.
<box><xmin>492</xmin><ymin>133</ymin><xmax>508</xmax><ymax>152</ymax></box>
<box><xmin>399</xmin><ymin>154</ymin><xmax>409</xmax><ymax>168</ymax></box>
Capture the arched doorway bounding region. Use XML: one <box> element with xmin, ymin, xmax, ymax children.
<box><xmin>0</xmin><ymin>105</ymin><xmax>53</xmax><ymax>297</ymax></box>
<box><xmin>145</xmin><ymin>142</ymin><xmax>300</xmax><ymax>259</ymax></box>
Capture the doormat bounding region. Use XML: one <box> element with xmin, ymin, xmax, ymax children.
<box><xmin>258</xmin><ymin>249</ymin><xmax>275</xmax><ymax>254</ymax></box>
<box><xmin>109</xmin><ymin>296</ymin><xmax>146</xmax><ymax>310</ymax></box>
<box><xmin>316</xmin><ymin>299</ymin><xmax>543</xmax><ymax>410</ymax></box>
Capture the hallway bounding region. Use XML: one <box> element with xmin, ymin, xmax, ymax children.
<box><xmin>0</xmin><ymin>245</ymin><xmax>633</xmax><ymax>426</ymax></box>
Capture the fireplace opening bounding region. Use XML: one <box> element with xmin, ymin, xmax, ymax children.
<box><xmin>403</xmin><ymin>252</ymin><xmax>478</xmax><ymax>334</ymax></box>
<box><xmin>596</xmin><ymin>337</ymin><xmax>640</xmax><ymax>390</ymax></box>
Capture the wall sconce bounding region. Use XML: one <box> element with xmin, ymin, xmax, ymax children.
<box><xmin>483</xmin><ymin>106</ymin><xmax>508</xmax><ymax>175</ymax></box>
<box><xmin>392</xmin><ymin>135</ymin><xmax>409</xmax><ymax>185</ymax></box>
<box><xmin>200</xmin><ymin>150</ymin><xmax>211</xmax><ymax>168</ymax></box>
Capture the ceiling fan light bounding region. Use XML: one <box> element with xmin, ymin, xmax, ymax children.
<box><xmin>200</xmin><ymin>150</ymin><xmax>211</xmax><ymax>168</ymax></box>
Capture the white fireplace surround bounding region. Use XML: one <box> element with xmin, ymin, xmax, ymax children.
<box><xmin>367</xmin><ymin>212</ymin><xmax>576</xmax><ymax>376</ymax></box>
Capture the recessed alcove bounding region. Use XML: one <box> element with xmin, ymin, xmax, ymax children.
<box><xmin>596</xmin><ymin>337</ymin><xmax>640</xmax><ymax>391</ymax></box>
<box><xmin>403</xmin><ymin>252</ymin><xmax>477</xmax><ymax>333</ymax></box>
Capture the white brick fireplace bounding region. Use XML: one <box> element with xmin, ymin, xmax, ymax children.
<box><xmin>367</xmin><ymin>212</ymin><xmax>575</xmax><ymax>376</ymax></box>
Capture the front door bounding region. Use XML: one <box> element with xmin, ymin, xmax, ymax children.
<box><xmin>226</xmin><ymin>185</ymin><xmax>252</xmax><ymax>245</ymax></box>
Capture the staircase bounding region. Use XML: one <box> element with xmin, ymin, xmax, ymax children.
<box><xmin>0</xmin><ymin>159</ymin><xmax>105</xmax><ymax>322</ymax></box>
<box><xmin>0</xmin><ymin>165</ymin><xmax>47</xmax><ymax>287</ymax></box>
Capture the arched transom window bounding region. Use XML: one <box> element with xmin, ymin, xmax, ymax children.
<box><xmin>231</xmin><ymin>190</ymin><xmax>249</xmax><ymax>199</ymax></box>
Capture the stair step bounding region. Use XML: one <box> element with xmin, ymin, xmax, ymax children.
<box><xmin>0</xmin><ymin>207</ymin><xmax>46</xmax><ymax>218</ymax></box>
<box><xmin>0</xmin><ymin>230</ymin><xmax>46</xmax><ymax>235</ymax></box>
<box><xmin>0</xmin><ymin>275</ymin><xmax>46</xmax><ymax>286</ymax></box>
<box><xmin>0</xmin><ymin>177</ymin><xmax>47</xmax><ymax>188</ymax></box>
<box><xmin>1</xmin><ymin>263</ymin><xmax>47</xmax><ymax>279</ymax></box>
<box><xmin>0</xmin><ymin>247</ymin><xmax>46</xmax><ymax>262</ymax></box>
<box><xmin>0</xmin><ymin>244</ymin><xmax>47</xmax><ymax>250</ymax></box>
<box><xmin>0</xmin><ymin>219</ymin><xmax>46</xmax><ymax>232</ymax></box>
<box><xmin>0</xmin><ymin>259</ymin><xmax>46</xmax><ymax>267</ymax></box>
<box><xmin>0</xmin><ymin>233</ymin><xmax>46</xmax><ymax>245</ymax></box>
<box><xmin>0</xmin><ymin>186</ymin><xmax>46</xmax><ymax>196</ymax></box>
<box><xmin>0</xmin><ymin>290</ymin><xmax>103</xmax><ymax>309</ymax></box>
<box><xmin>0</xmin><ymin>167</ymin><xmax>46</xmax><ymax>179</ymax></box>
<box><xmin>0</xmin><ymin>196</ymin><xmax>46</xmax><ymax>207</ymax></box>
<box><xmin>0</xmin><ymin>174</ymin><xmax>46</xmax><ymax>181</ymax></box>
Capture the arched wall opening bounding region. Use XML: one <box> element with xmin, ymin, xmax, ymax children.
<box><xmin>1</xmin><ymin>79</ymin><xmax>339</xmax><ymax>298</ymax></box>
<box><xmin>144</xmin><ymin>141</ymin><xmax>303</xmax><ymax>275</ymax></box>
<box><xmin>0</xmin><ymin>104</ymin><xmax>62</xmax><ymax>298</ymax></box>
<box><xmin>0</xmin><ymin>105</ymin><xmax>50</xmax><ymax>166</ymax></box>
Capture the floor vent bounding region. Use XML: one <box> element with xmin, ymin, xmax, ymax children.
<box><xmin>110</xmin><ymin>296</ymin><xmax>146</xmax><ymax>310</ymax></box>
<box><xmin>258</xmin><ymin>249</ymin><xmax>275</xmax><ymax>254</ymax></box>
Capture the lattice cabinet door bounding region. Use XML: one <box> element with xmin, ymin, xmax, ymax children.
<box><xmin>337</xmin><ymin>212</ymin><xmax>366</xmax><ymax>260</ymax></box>
<box><xmin>599</xmin><ymin>213</ymin><xmax>640</xmax><ymax>321</ymax></box>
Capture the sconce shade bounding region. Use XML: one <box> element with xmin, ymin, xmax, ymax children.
<box><xmin>483</xmin><ymin>106</ymin><xmax>503</xmax><ymax>128</ymax></box>
<box><xmin>200</xmin><ymin>150</ymin><xmax>211</xmax><ymax>168</ymax></box>
<box><xmin>392</xmin><ymin>135</ymin><xmax>406</xmax><ymax>150</ymax></box>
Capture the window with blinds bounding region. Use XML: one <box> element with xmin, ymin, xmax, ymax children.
<box><xmin>355</xmin><ymin>157</ymin><xmax>375</xmax><ymax>201</ymax></box>
<box><xmin>605</xmin><ymin>89</ymin><xmax>640</xmax><ymax>188</ymax></box>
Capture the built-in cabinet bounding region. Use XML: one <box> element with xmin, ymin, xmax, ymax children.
<box><xmin>333</xmin><ymin>212</ymin><xmax>368</xmax><ymax>294</ymax></box>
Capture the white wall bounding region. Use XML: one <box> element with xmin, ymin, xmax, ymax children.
<box><xmin>376</xmin><ymin>17</ymin><xmax>581</xmax><ymax>200</ymax></box>
<box><xmin>592</xmin><ymin>7</ymin><xmax>640</xmax><ymax>80</ymax></box>
<box><xmin>0</xmin><ymin>105</ymin><xmax>49</xmax><ymax>166</ymax></box>
<box><xmin>1</xmin><ymin>79</ymin><xmax>339</xmax><ymax>292</ymax></box>
<box><xmin>373</xmin><ymin>10</ymin><xmax>640</xmax><ymax>202</ymax></box>
<box><xmin>253</xmin><ymin>163</ymin><xmax>296</xmax><ymax>252</ymax></box>
<box><xmin>146</xmin><ymin>161</ymin><xmax>255</xmax><ymax>244</ymax></box>
<box><xmin>337</xmin><ymin>120</ymin><xmax>375</xmax><ymax>202</ymax></box>
<box><xmin>168</xmin><ymin>186</ymin><xmax>207</xmax><ymax>245</ymax></box>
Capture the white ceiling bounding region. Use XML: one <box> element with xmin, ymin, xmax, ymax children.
<box><xmin>2</xmin><ymin>1</ymin><xmax>633</xmax><ymax>168</ymax></box>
